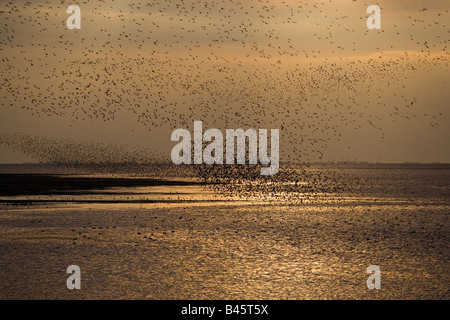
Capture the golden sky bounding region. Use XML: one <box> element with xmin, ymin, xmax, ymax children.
<box><xmin>0</xmin><ymin>0</ymin><xmax>448</xmax><ymax>163</ymax></box>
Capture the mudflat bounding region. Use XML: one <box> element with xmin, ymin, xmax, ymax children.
<box><xmin>0</xmin><ymin>165</ymin><xmax>448</xmax><ymax>299</ymax></box>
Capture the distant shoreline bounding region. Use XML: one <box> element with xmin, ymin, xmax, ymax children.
<box><xmin>1</xmin><ymin>162</ymin><xmax>449</xmax><ymax>173</ymax></box>
<box><xmin>0</xmin><ymin>173</ymin><xmax>204</xmax><ymax>197</ymax></box>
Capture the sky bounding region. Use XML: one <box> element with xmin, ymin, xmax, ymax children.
<box><xmin>0</xmin><ymin>0</ymin><xmax>449</xmax><ymax>164</ymax></box>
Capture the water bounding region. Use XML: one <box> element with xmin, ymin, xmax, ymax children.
<box><xmin>0</xmin><ymin>164</ymin><xmax>448</xmax><ymax>299</ymax></box>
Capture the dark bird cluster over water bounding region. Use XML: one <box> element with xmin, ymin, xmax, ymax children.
<box><xmin>0</xmin><ymin>0</ymin><xmax>448</xmax><ymax>200</ymax></box>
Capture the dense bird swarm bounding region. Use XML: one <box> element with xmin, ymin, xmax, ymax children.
<box><xmin>0</xmin><ymin>1</ymin><xmax>448</xmax><ymax>200</ymax></box>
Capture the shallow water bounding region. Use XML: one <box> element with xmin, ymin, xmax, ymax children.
<box><xmin>0</xmin><ymin>164</ymin><xmax>448</xmax><ymax>299</ymax></box>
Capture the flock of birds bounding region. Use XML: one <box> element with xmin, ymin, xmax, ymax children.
<box><xmin>0</xmin><ymin>0</ymin><xmax>448</xmax><ymax>200</ymax></box>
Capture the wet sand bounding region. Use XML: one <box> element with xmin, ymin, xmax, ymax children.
<box><xmin>0</xmin><ymin>166</ymin><xmax>449</xmax><ymax>299</ymax></box>
<box><xmin>0</xmin><ymin>202</ymin><xmax>448</xmax><ymax>299</ymax></box>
